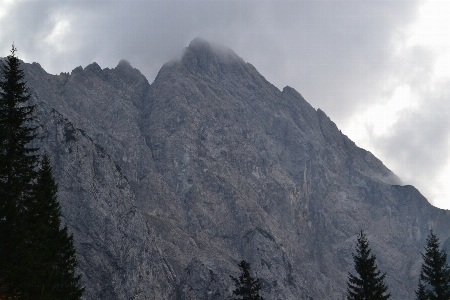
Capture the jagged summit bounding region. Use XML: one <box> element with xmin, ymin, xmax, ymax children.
<box><xmin>71</xmin><ymin>65</ymin><xmax>83</xmax><ymax>75</ymax></box>
<box><xmin>154</xmin><ymin>37</ymin><xmax>280</xmax><ymax>109</ymax></box>
<box><xmin>161</xmin><ymin>37</ymin><xmax>250</xmax><ymax>81</ymax></box>
<box><xmin>186</xmin><ymin>37</ymin><xmax>242</xmax><ymax>62</ymax></box>
<box><xmin>187</xmin><ymin>37</ymin><xmax>214</xmax><ymax>52</ymax></box>
<box><xmin>282</xmin><ymin>85</ymin><xmax>308</xmax><ymax>102</ymax></box>
<box><xmin>117</xmin><ymin>59</ymin><xmax>132</xmax><ymax>68</ymax></box>
<box><xmin>84</xmin><ymin>62</ymin><xmax>102</xmax><ymax>76</ymax></box>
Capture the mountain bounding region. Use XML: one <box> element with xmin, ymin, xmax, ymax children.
<box><xmin>18</xmin><ymin>37</ymin><xmax>450</xmax><ymax>299</ymax></box>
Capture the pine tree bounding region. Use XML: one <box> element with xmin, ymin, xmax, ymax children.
<box><xmin>229</xmin><ymin>260</ymin><xmax>265</xmax><ymax>300</ymax></box>
<box><xmin>0</xmin><ymin>44</ymin><xmax>39</xmax><ymax>297</ymax></box>
<box><xmin>53</xmin><ymin>225</ymin><xmax>84</xmax><ymax>299</ymax></box>
<box><xmin>0</xmin><ymin>46</ymin><xmax>83</xmax><ymax>299</ymax></box>
<box><xmin>27</xmin><ymin>154</ymin><xmax>83</xmax><ymax>299</ymax></box>
<box><xmin>416</xmin><ymin>230</ymin><xmax>450</xmax><ymax>300</ymax></box>
<box><xmin>415</xmin><ymin>280</ymin><xmax>428</xmax><ymax>300</ymax></box>
<box><xmin>347</xmin><ymin>231</ymin><xmax>391</xmax><ymax>300</ymax></box>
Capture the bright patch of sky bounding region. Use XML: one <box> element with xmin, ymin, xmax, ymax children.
<box><xmin>44</xmin><ymin>17</ymin><xmax>72</xmax><ymax>53</ymax></box>
<box><xmin>408</xmin><ymin>0</ymin><xmax>450</xmax><ymax>79</ymax></box>
<box><xmin>345</xmin><ymin>85</ymin><xmax>419</xmax><ymax>140</ymax></box>
<box><xmin>0</xmin><ymin>0</ymin><xmax>15</xmax><ymax>38</ymax></box>
<box><xmin>343</xmin><ymin>0</ymin><xmax>450</xmax><ymax>209</ymax></box>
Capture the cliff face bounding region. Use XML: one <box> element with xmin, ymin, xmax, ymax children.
<box><xmin>20</xmin><ymin>38</ymin><xmax>450</xmax><ymax>299</ymax></box>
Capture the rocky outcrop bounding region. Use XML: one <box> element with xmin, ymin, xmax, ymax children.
<box><xmin>20</xmin><ymin>37</ymin><xmax>450</xmax><ymax>299</ymax></box>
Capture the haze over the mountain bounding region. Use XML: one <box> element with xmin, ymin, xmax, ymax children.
<box><xmin>19</xmin><ymin>38</ymin><xmax>450</xmax><ymax>299</ymax></box>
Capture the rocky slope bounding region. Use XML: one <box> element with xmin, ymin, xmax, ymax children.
<box><xmin>18</xmin><ymin>37</ymin><xmax>450</xmax><ymax>299</ymax></box>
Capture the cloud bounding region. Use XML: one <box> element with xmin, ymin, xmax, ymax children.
<box><xmin>370</xmin><ymin>79</ymin><xmax>450</xmax><ymax>208</ymax></box>
<box><xmin>341</xmin><ymin>0</ymin><xmax>450</xmax><ymax>209</ymax></box>
<box><xmin>1</xmin><ymin>1</ymin><xmax>422</xmax><ymax>119</ymax></box>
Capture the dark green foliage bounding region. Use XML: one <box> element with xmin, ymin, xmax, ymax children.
<box><xmin>416</xmin><ymin>231</ymin><xmax>450</xmax><ymax>300</ymax></box>
<box><xmin>347</xmin><ymin>231</ymin><xmax>391</xmax><ymax>300</ymax></box>
<box><xmin>415</xmin><ymin>280</ymin><xmax>428</xmax><ymax>300</ymax></box>
<box><xmin>0</xmin><ymin>45</ymin><xmax>83</xmax><ymax>299</ymax></box>
<box><xmin>0</xmin><ymin>44</ymin><xmax>39</xmax><ymax>297</ymax></box>
<box><xmin>229</xmin><ymin>260</ymin><xmax>265</xmax><ymax>300</ymax></box>
<box><xmin>26</xmin><ymin>155</ymin><xmax>84</xmax><ymax>299</ymax></box>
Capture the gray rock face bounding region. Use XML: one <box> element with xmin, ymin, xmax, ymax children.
<box><xmin>19</xmin><ymin>37</ymin><xmax>450</xmax><ymax>299</ymax></box>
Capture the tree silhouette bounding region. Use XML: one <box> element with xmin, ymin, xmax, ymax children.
<box><xmin>0</xmin><ymin>44</ymin><xmax>39</xmax><ymax>297</ymax></box>
<box><xmin>27</xmin><ymin>154</ymin><xmax>84</xmax><ymax>299</ymax></box>
<box><xmin>0</xmin><ymin>45</ymin><xmax>83</xmax><ymax>299</ymax></box>
<box><xmin>347</xmin><ymin>231</ymin><xmax>390</xmax><ymax>300</ymax></box>
<box><xmin>229</xmin><ymin>260</ymin><xmax>264</xmax><ymax>300</ymax></box>
<box><xmin>416</xmin><ymin>230</ymin><xmax>450</xmax><ymax>300</ymax></box>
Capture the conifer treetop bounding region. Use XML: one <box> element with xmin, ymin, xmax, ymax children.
<box><xmin>347</xmin><ymin>231</ymin><xmax>391</xmax><ymax>300</ymax></box>
<box><xmin>416</xmin><ymin>230</ymin><xmax>450</xmax><ymax>299</ymax></box>
<box><xmin>230</xmin><ymin>260</ymin><xmax>265</xmax><ymax>300</ymax></box>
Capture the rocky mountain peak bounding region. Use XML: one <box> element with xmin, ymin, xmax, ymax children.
<box><xmin>84</xmin><ymin>62</ymin><xmax>102</xmax><ymax>72</ymax></box>
<box><xmin>177</xmin><ymin>37</ymin><xmax>246</xmax><ymax>79</ymax></box>
<box><xmin>84</xmin><ymin>62</ymin><xmax>103</xmax><ymax>78</ymax></box>
<box><xmin>187</xmin><ymin>37</ymin><xmax>243</xmax><ymax>63</ymax></box>
<box><xmin>71</xmin><ymin>65</ymin><xmax>83</xmax><ymax>75</ymax></box>
<box><xmin>187</xmin><ymin>37</ymin><xmax>214</xmax><ymax>53</ymax></box>
<box><xmin>112</xmin><ymin>59</ymin><xmax>148</xmax><ymax>87</ymax></box>
<box><xmin>117</xmin><ymin>58</ymin><xmax>132</xmax><ymax>69</ymax></box>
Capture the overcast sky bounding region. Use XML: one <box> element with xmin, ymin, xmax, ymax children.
<box><xmin>1</xmin><ymin>0</ymin><xmax>449</xmax><ymax>209</ymax></box>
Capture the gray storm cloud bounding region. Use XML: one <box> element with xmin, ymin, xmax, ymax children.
<box><xmin>1</xmin><ymin>1</ymin><xmax>422</xmax><ymax>121</ymax></box>
<box><xmin>371</xmin><ymin>79</ymin><xmax>450</xmax><ymax>207</ymax></box>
